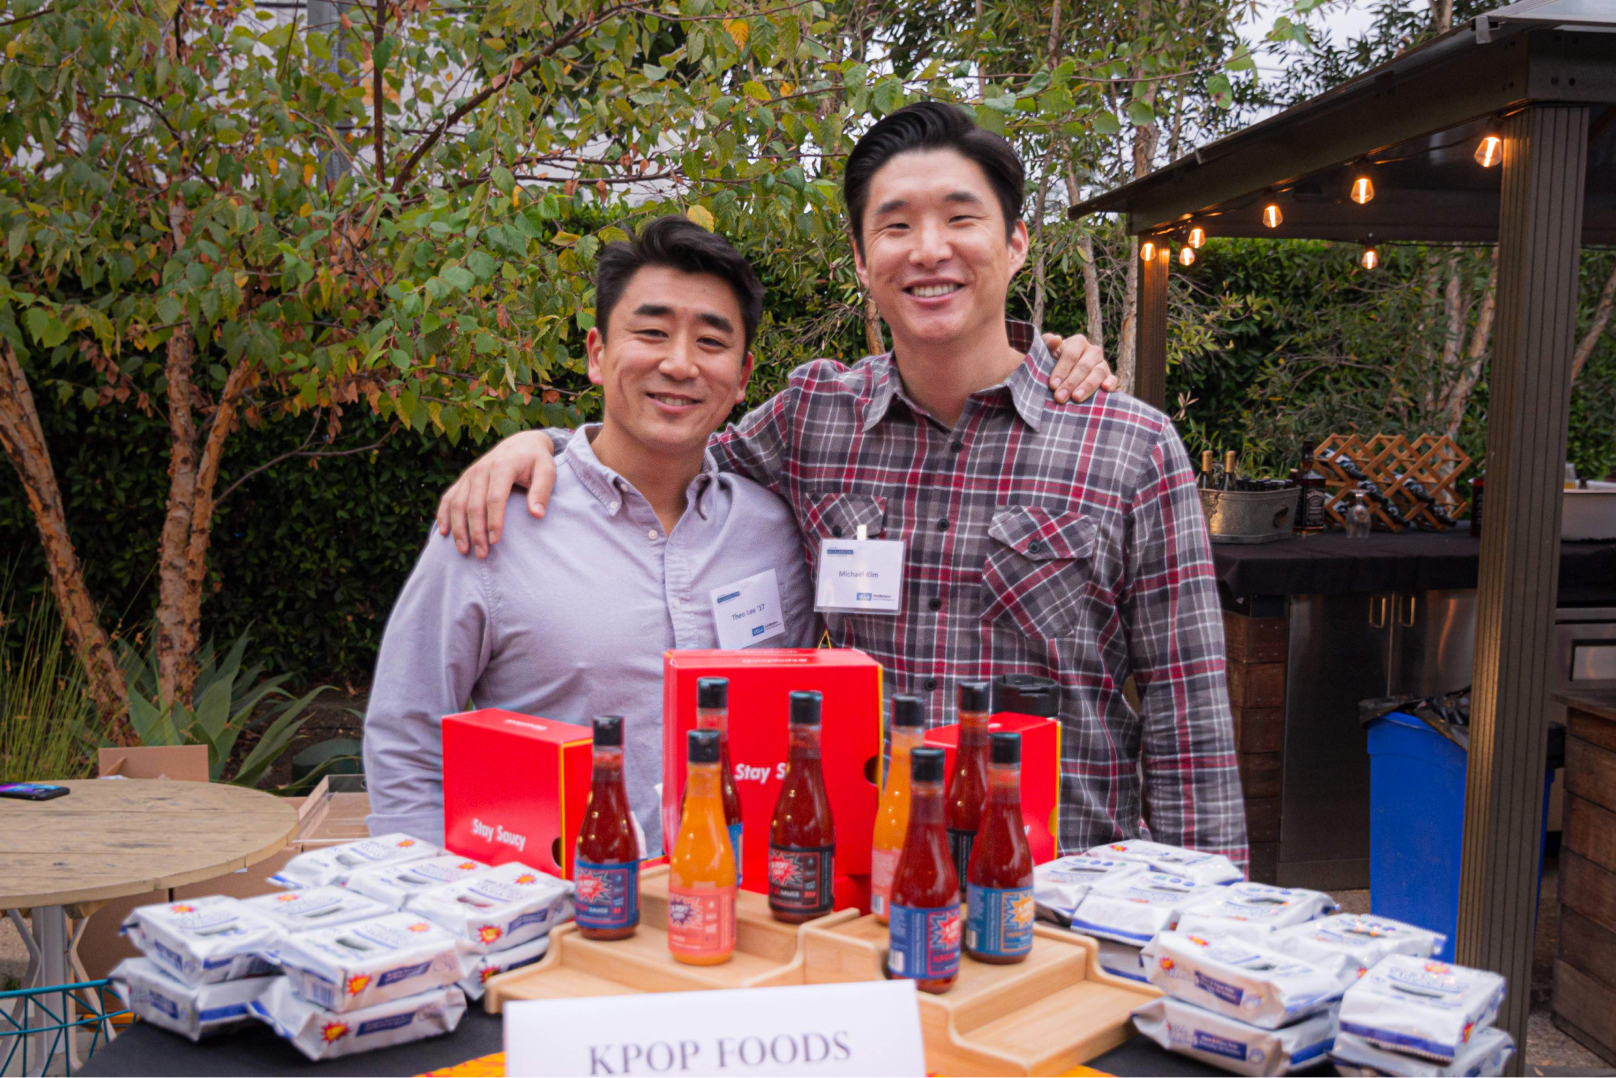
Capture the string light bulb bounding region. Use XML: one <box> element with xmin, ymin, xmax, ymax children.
<box><xmin>1350</xmin><ymin>175</ymin><xmax>1375</xmax><ymax>204</ymax></box>
<box><xmin>1474</xmin><ymin>133</ymin><xmax>1502</xmax><ymax>167</ymax></box>
<box><xmin>1179</xmin><ymin>245</ymin><xmax>1196</xmax><ymax>266</ymax></box>
<box><xmin>1262</xmin><ymin>203</ymin><xmax>1283</xmax><ymax>228</ymax></box>
<box><xmin>1140</xmin><ymin>239</ymin><xmax>1157</xmax><ymax>262</ymax></box>
<box><xmin>1188</xmin><ymin>225</ymin><xmax>1206</xmax><ymax>249</ymax></box>
<box><xmin>1361</xmin><ymin>246</ymin><xmax>1379</xmax><ymax>270</ymax></box>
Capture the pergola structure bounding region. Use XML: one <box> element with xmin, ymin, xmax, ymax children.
<box><xmin>1069</xmin><ymin>1</ymin><xmax>1616</xmax><ymax>1065</ymax></box>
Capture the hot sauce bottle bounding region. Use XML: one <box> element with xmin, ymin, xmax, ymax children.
<box><xmin>668</xmin><ymin>729</ymin><xmax>736</xmax><ymax>965</ymax></box>
<box><xmin>681</xmin><ymin>677</ymin><xmax>743</xmax><ymax>886</ymax></box>
<box><xmin>888</xmin><ymin>746</ymin><xmax>960</xmax><ymax>994</ymax></box>
<box><xmin>871</xmin><ymin>694</ymin><xmax>926</xmax><ymax>924</ymax></box>
<box><xmin>965</xmin><ymin>732</ymin><xmax>1035</xmax><ymax>964</ymax></box>
<box><xmin>945</xmin><ymin>680</ymin><xmax>992</xmax><ymax>896</ymax></box>
<box><xmin>768</xmin><ymin>690</ymin><xmax>835</xmax><ymax>923</ymax></box>
<box><xmin>574</xmin><ymin>716</ymin><xmax>640</xmax><ymax>941</ymax></box>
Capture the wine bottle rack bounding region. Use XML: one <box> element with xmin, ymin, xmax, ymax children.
<box><xmin>1315</xmin><ymin>433</ymin><xmax>1472</xmax><ymax>532</ymax></box>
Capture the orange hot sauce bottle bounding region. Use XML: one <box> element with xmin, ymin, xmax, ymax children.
<box><xmin>668</xmin><ymin>729</ymin><xmax>736</xmax><ymax>965</ymax></box>
<box><xmin>887</xmin><ymin>746</ymin><xmax>960</xmax><ymax>993</ymax></box>
<box><xmin>767</xmin><ymin>691</ymin><xmax>835</xmax><ymax>923</ymax></box>
<box><xmin>680</xmin><ymin>677</ymin><xmax>743</xmax><ymax>886</ymax></box>
<box><xmin>574</xmin><ymin>716</ymin><xmax>640</xmax><ymax>940</ymax></box>
<box><xmin>965</xmin><ymin>732</ymin><xmax>1035</xmax><ymax>964</ymax></box>
<box><xmin>944</xmin><ymin>680</ymin><xmax>992</xmax><ymax>896</ymax></box>
<box><xmin>871</xmin><ymin>695</ymin><xmax>927</xmax><ymax>924</ymax></box>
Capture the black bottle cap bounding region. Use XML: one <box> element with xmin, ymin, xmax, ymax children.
<box><xmin>910</xmin><ymin>747</ymin><xmax>945</xmax><ymax>784</ymax></box>
<box><xmin>989</xmin><ymin>731</ymin><xmax>1022</xmax><ymax>766</ymax></box>
<box><xmin>957</xmin><ymin>680</ymin><xmax>991</xmax><ymax>713</ymax></box>
<box><xmin>891</xmin><ymin>695</ymin><xmax>925</xmax><ymax>729</ymax></box>
<box><xmin>688</xmin><ymin>728</ymin><xmax>721</xmax><ymax>764</ymax></box>
<box><xmin>992</xmin><ymin>674</ymin><xmax>1059</xmax><ymax>719</ymax></box>
<box><xmin>592</xmin><ymin>716</ymin><xmax>624</xmax><ymax>747</ymax></box>
<box><xmin>697</xmin><ymin>677</ymin><xmax>728</xmax><ymax>709</ymax></box>
<box><xmin>789</xmin><ymin>690</ymin><xmax>822</xmax><ymax>726</ymax></box>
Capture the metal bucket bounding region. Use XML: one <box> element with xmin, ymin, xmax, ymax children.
<box><xmin>1200</xmin><ymin>486</ymin><xmax>1296</xmax><ymax>544</ymax></box>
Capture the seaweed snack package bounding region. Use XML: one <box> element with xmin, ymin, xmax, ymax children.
<box><xmin>268</xmin><ymin>912</ymin><xmax>472</xmax><ymax>1013</ymax></box>
<box><xmin>346</xmin><ymin>854</ymin><xmax>489</xmax><ymax>910</ymax></box>
<box><xmin>1086</xmin><ymin>839</ymin><xmax>1244</xmax><ymax>885</ymax></box>
<box><xmin>405</xmin><ymin>861</ymin><xmax>573</xmax><ymax>953</ymax></box>
<box><xmin>241</xmin><ymin>887</ymin><xmax>393</xmax><ymax>934</ymax></box>
<box><xmin>1330</xmin><ymin>1027</ymin><xmax>1514</xmax><ymax>1077</ymax></box>
<box><xmin>1068</xmin><ymin>871</ymin><xmax>1222</xmax><ymax>945</ymax></box>
<box><xmin>1271</xmin><ymin>915</ymin><xmax>1447</xmax><ymax>990</ymax></box>
<box><xmin>1176</xmin><ymin>882</ymin><xmax>1339</xmax><ymax>942</ymax></box>
<box><xmin>108</xmin><ymin>957</ymin><xmax>274</xmax><ymax>1041</ymax></box>
<box><xmin>249</xmin><ymin>977</ymin><xmax>466</xmax><ymax>1061</ymax></box>
<box><xmin>1337</xmin><ymin>955</ymin><xmax>1505</xmax><ymax>1063</ymax></box>
<box><xmin>1032</xmin><ymin>855</ymin><xmax>1145</xmax><ymax>923</ymax></box>
<box><xmin>1132</xmin><ymin>995</ymin><xmax>1339</xmax><ymax>1077</ymax></box>
<box><xmin>270</xmin><ymin>833</ymin><xmax>439</xmax><ymax>889</ymax></box>
<box><xmin>457</xmin><ymin>933</ymin><xmax>550</xmax><ymax>1001</ymax></box>
<box><xmin>1096</xmin><ymin>938</ymin><xmax>1148</xmax><ymax>983</ymax></box>
<box><xmin>1143</xmin><ymin>930</ymin><xmax>1343</xmax><ymax>1029</ymax></box>
<box><xmin>120</xmin><ymin>895</ymin><xmax>280</xmax><ymax>985</ymax></box>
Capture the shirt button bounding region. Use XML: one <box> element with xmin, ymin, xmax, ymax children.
<box><xmin>936</xmin><ymin>518</ymin><xmax>949</xmax><ymax>531</ymax></box>
<box><xmin>924</xmin><ymin>677</ymin><xmax>938</xmax><ymax>691</ymax></box>
<box><xmin>647</xmin><ymin>529</ymin><xmax>659</xmax><ymax>541</ymax></box>
<box><xmin>928</xmin><ymin>597</ymin><xmax>942</xmax><ymax>611</ymax></box>
<box><xmin>609</xmin><ymin>501</ymin><xmax>620</xmax><ymax>512</ymax></box>
<box><xmin>832</xmin><ymin>526</ymin><xmax>843</xmax><ymax>538</ymax></box>
<box><xmin>1028</xmin><ymin>540</ymin><xmax>1042</xmax><ymax>553</ymax></box>
<box><xmin>949</xmin><ymin>440</ymin><xmax>964</xmax><ymax>453</ymax></box>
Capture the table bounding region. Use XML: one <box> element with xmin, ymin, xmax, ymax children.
<box><xmin>0</xmin><ymin>779</ymin><xmax>298</xmax><ymax>1074</ymax></box>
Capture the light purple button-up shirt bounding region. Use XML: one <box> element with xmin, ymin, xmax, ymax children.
<box><xmin>362</xmin><ymin>425</ymin><xmax>816</xmax><ymax>853</ymax></box>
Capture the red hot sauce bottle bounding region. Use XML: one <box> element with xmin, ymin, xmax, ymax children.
<box><xmin>681</xmin><ymin>677</ymin><xmax>744</xmax><ymax>886</ymax></box>
<box><xmin>574</xmin><ymin>716</ymin><xmax>640</xmax><ymax>940</ymax></box>
<box><xmin>888</xmin><ymin>747</ymin><xmax>961</xmax><ymax>994</ymax></box>
<box><xmin>767</xmin><ymin>691</ymin><xmax>835</xmax><ymax>923</ymax></box>
<box><xmin>945</xmin><ymin>680</ymin><xmax>992</xmax><ymax>896</ymax></box>
<box><xmin>965</xmin><ymin>732</ymin><xmax>1035</xmax><ymax>964</ymax></box>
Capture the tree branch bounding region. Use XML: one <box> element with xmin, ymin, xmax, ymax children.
<box><xmin>215</xmin><ymin>418</ymin><xmax>398</xmax><ymax>505</ymax></box>
<box><xmin>1572</xmin><ymin>259</ymin><xmax>1616</xmax><ymax>383</ymax></box>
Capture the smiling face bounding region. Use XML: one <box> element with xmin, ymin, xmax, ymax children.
<box><xmin>853</xmin><ymin>148</ymin><xmax>1028</xmax><ymax>352</ymax></box>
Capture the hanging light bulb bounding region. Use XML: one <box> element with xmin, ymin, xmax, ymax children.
<box><xmin>1361</xmin><ymin>246</ymin><xmax>1379</xmax><ymax>270</ymax></box>
<box><xmin>1350</xmin><ymin>175</ymin><xmax>1375</xmax><ymax>204</ymax></box>
<box><xmin>1140</xmin><ymin>239</ymin><xmax>1157</xmax><ymax>262</ymax></box>
<box><xmin>1179</xmin><ymin>245</ymin><xmax>1196</xmax><ymax>266</ymax></box>
<box><xmin>1474</xmin><ymin>133</ymin><xmax>1502</xmax><ymax>168</ymax></box>
<box><xmin>1262</xmin><ymin>203</ymin><xmax>1283</xmax><ymax>228</ymax></box>
<box><xmin>1188</xmin><ymin>225</ymin><xmax>1206</xmax><ymax>249</ymax></box>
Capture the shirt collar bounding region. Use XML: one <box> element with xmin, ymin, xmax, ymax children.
<box><xmin>562</xmin><ymin>424</ymin><xmax>721</xmax><ymax>520</ymax></box>
<box><xmin>861</xmin><ymin>319</ymin><xmax>1050</xmax><ymax>434</ymax></box>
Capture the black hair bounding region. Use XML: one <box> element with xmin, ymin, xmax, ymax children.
<box><xmin>595</xmin><ymin>216</ymin><xmax>765</xmax><ymax>350</ymax></box>
<box><xmin>842</xmin><ymin>101</ymin><xmax>1025</xmax><ymax>254</ymax></box>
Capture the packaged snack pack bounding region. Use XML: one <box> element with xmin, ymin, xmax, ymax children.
<box><xmin>1067</xmin><ymin>871</ymin><xmax>1223</xmax><ymax>945</ymax></box>
<box><xmin>405</xmin><ymin>861</ymin><xmax>573</xmax><ymax>952</ymax></box>
<box><xmin>1032</xmin><ymin>856</ymin><xmax>1145</xmax><ymax>922</ymax></box>
<box><xmin>1132</xmin><ymin>995</ymin><xmax>1339</xmax><ymax>1077</ymax></box>
<box><xmin>1271</xmin><ymin>915</ymin><xmax>1447</xmax><ymax>990</ymax></box>
<box><xmin>249</xmin><ymin>977</ymin><xmax>466</xmax><ymax>1061</ymax></box>
<box><xmin>270</xmin><ymin>833</ymin><xmax>439</xmax><ymax>889</ymax></box>
<box><xmin>1337</xmin><ymin>955</ymin><xmax>1505</xmax><ymax>1063</ymax></box>
<box><xmin>108</xmin><ymin>957</ymin><xmax>274</xmax><ymax>1041</ymax></box>
<box><xmin>1086</xmin><ymin>839</ymin><xmax>1244</xmax><ymax>885</ymax></box>
<box><xmin>1096</xmin><ymin>938</ymin><xmax>1148</xmax><ymax>982</ymax></box>
<box><xmin>1143</xmin><ymin>930</ymin><xmax>1342</xmax><ymax>1029</ymax></box>
<box><xmin>1330</xmin><ymin>1027</ymin><xmax>1514</xmax><ymax>1077</ymax></box>
<box><xmin>241</xmin><ymin>887</ymin><xmax>392</xmax><ymax>933</ymax></box>
<box><xmin>119</xmin><ymin>895</ymin><xmax>279</xmax><ymax>985</ymax></box>
<box><xmin>1176</xmin><ymin>882</ymin><xmax>1338</xmax><ymax>942</ymax></box>
<box><xmin>267</xmin><ymin>912</ymin><xmax>472</xmax><ymax>1013</ymax></box>
<box><xmin>458</xmin><ymin>933</ymin><xmax>551</xmax><ymax>1001</ymax></box>
<box><xmin>346</xmin><ymin>854</ymin><xmax>489</xmax><ymax>910</ymax></box>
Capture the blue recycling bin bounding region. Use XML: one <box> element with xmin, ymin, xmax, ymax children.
<box><xmin>1366</xmin><ymin>710</ymin><xmax>1555</xmax><ymax>962</ymax></box>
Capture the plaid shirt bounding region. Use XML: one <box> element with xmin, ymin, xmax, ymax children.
<box><xmin>715</xmin><ymin>321</ymin><xmax>1247</xmax><ymax>864</ymax></box>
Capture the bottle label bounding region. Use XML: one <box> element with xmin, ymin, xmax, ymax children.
<box><xmin>728</xmin><ymin>823</ymin><xmax>744</xmax><ymax>889</ymax></box>
<box><xmin>888</xmin><ymin>901</ymin><xmax>961</xmax><ymax>981</ymax></box>
<box><xmin>947</xmin><ymin>829</ymin><xmax>975</xmax><ymax>891</ymax></box>
<box><xmin>667</xmin><ymin>884</ymin><xmax>735</xmax><ymax>957</ymax></box>
<box><xmin>965</xmin><ymin>884</ymin><xmax>1035</xmax><ymax>959</ymax></box>
<box><xmin>1301</xmin><ymin>488</ymin><xmax>1327</xmax><ymax>528</ymax></box>
<box><xmin>573</xmin><ymin>858</ymin><xmax>639</xmax><ymax>932</ymax></box>
<box><xmin>767</xmin><ymin>843</ymin><xmax>834</xmax><ymax>914</ymax></box>
<box><xmin>869</xmin><ymin>846</ymin><xmax>901</xmax><ymax>918</ymax></box>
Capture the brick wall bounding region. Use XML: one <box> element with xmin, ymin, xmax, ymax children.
<box><xmin>1224</xmin><ymin>610</ymin><xmax>1287</xmax><ymax>883</ymax></box>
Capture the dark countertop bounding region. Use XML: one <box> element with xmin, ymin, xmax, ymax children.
<box><xmin>1553</xmin><ymin>688</ymin><xmax>1616</xmax><ymax>724</ymax></box>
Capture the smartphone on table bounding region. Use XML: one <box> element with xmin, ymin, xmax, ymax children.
<box><xmin>0</xmin><ymin>782</ymin><xmax>71</xmax><ymax>801</ymax></box>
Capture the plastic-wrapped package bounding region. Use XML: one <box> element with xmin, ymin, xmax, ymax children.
<box><xmin>457</xmin><ymin>933</ymin><xmax>551</xmax><ymax>1001</ymax></box>
<box><xmin>1132</xmin><ymin>994</ymin><xmax>1339</xmax><ymax>1077</ymax></box>
<box><xmin>346</xmin><ymin>855</ymin><xmax>489</xmax><ymax>910</ymax></box>
<box><xmin>1085</xmin><ymin>839</ymin><xmax>1244</xmax><ymax>885</ymax></box>
<box><xmin>108</xmin><ymin>958</ymin><xmax>274</xmax><ymax>1041</ymax></box>
<box><xmin>1067</xmin><ymin>871</ymin><xmax>1223</xmax><ymax>945</ymax></box>
<box><xmin>1271</xmin><ymin>915</ymin><xmax>1447</xmax><ymax>990</ymax></box>
<box><xmin>1032</xmin><ymin>856</ymin><xmax>1145</xmax><ymax>922</ymax></box>
<box><xmin>269</xmin><ymin>834</ymin><xmax>439</xmax><ymax>889</ymax></box>
<box><xmin>1142</xmin><ymin>930</ymin><xmax>1342</xmax><ymax>1029</ymax></box>
<box><xmin>248</xmin><ymin>977</ymin><xmax>465</xmax><ymax>1061</ymax></box>
<box><xmin>1096</xmin><ymin>938</ymin><xmax>1148</xmax><ymax>982</ymax></box>
<box><xmin>1337</xmin><ymin>955</ymin><xmax>1505</xmax><ymax>1063</ymax></box>
<box><xmin>405</xmin><ymin>862</ymin><xmax>573</xmax><ymax>952</ymax></box>
<box><xmin>119</xmin><ymin>895</ymin><xmax>280</xmax><ymax>985</ymax></box>
<box><xmin>240</xmin><ymin>887</ymin><xmax>393</xmax><ymax>933</ymax></box>
<box><xmin>1330</xmin><ymin>1027</ymin><xmax>1514</xmax><ymax>1076</ymax></box>
<box><xmin>267</xmin><ymin>913</ymin><xmax>472</xmax><ymax>1013</ymax></box>
<box><xmin>1176</xmin><ymin>882</ymin><xmax>1339</xmax><ymax>942</ymax></box>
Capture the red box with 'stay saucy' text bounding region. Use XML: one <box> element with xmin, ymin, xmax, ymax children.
<box><xmin>923</xmin><ymin>712</ymin><xmax>1062</xmax><ymax>864</ymax></box>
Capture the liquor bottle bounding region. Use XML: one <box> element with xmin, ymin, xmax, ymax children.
<box><xmin>1345</xmin><ymin>490</ymin><xmax>1373</xmax><ymax>539</ymax></box>
<box><xmin>1199</xmin><ymin>450</ymin><xmax>1215</xmax><ymax>489</ymax></box>
<box><xmin>680</xmin><ymin>677</ymin><xmax>743</xmax><ymax>886</ymax></box>
<box><xmin>965</xmin><ymin>733</ymin><xmax>1035</xmax><ymax>964</ymax></box>
<box><xmin>1469</xmin><ymin>468</ymin><xmax>1484</xmax><ymax>537</ymax></box>
<box><xmin>768</xmin><ymin>691</ymin><xmax>835</xmax><ymax>923</ymax></box>
<box><xmin>574</xmin><ymin>716</ymin><xmax>640</xmax><ymax>941</ymax></box>
<box><xmin>888</xmin><ymin>747</ymin><xmax>961</xmax><ymax>994</ymax></box>
<box><xmin>1294</xmin><ymin>438</ymin><xmax>1327</xmax><ymax>536</ymax></box>
<box><xmin>871</xmin><ymin>695</ymin><xmax>926</xmax><ymax>924</ymax></box>
<box><xmin>668</xmin><ymin>729</ymin><xmax>736</xmax><ymax>965</ymax></box>
<box><xmin>944</xmin><ymin>680</ymin><xmax>991</xmax><ymax>897</ymax></box>
<box><xmin>1223</xmin><ymin>450</ymin><xmax>1237</xmax><ymax>491</ymax></box>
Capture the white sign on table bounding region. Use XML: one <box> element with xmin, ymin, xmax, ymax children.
<box><xmin>503</xmin><ymin>980</ymin><xmax>925</xmax><ymax>1076</ymax></box>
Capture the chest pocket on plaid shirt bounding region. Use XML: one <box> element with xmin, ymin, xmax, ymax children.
<box><xmin>800</xmin><ymin>492</ymin><xmax>887</xmax><ymax>539</ymax></box>
<box><xmin>981</xmin><ymin>506</ymin><xmax>1097</xmax><ymax>640</ymax></box>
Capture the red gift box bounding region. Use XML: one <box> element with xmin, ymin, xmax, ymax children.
<box><xmin>441</xmin><ymin>709</ymin><xmax>592</xmax><ymax>878</ymax></box>
<box><xmin>662</xmin><ymin>649</ymin><xmax>883</xmax><ymax>894</ymax></box>
<box><xmin>923</xmin><ymin>712</ymin><xmax>1061</xmax><ymax>864</ymax></box>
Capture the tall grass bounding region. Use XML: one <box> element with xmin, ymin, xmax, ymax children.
<box><xmin>0</xmin><ymin>573</ymin><xmax>96</xmax><ymax>784</ymax></box>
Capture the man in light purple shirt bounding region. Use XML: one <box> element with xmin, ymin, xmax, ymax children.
<box><xmin>363</xmin><ymin>218</ymin><xmax>815</xmax><ymax>852</ymax></box>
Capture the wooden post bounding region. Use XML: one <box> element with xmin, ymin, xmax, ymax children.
<box><xmin>1457</xmin><ymin>104</ymin><xmax>1589</xmax><ymax>1071</ymax></box>
<box><xmin>1134</xmin><ymin>241</ymin><xmax>1169</xmax><ymax>411</ymax></box>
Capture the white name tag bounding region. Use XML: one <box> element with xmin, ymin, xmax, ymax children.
<box><xmin>710</xmin><ymin>568</ymin><xmax>787</xmax><ymax>649</ymax></box>
<box><xmin>815</xmin><ymin>533</ymin><xmax>904</xmax><ymax>614</ymax></box>
<box><xmin>504</xmin><ymin>981</ymin><xmax>926</xmax><ymax>1076</ymax></box>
